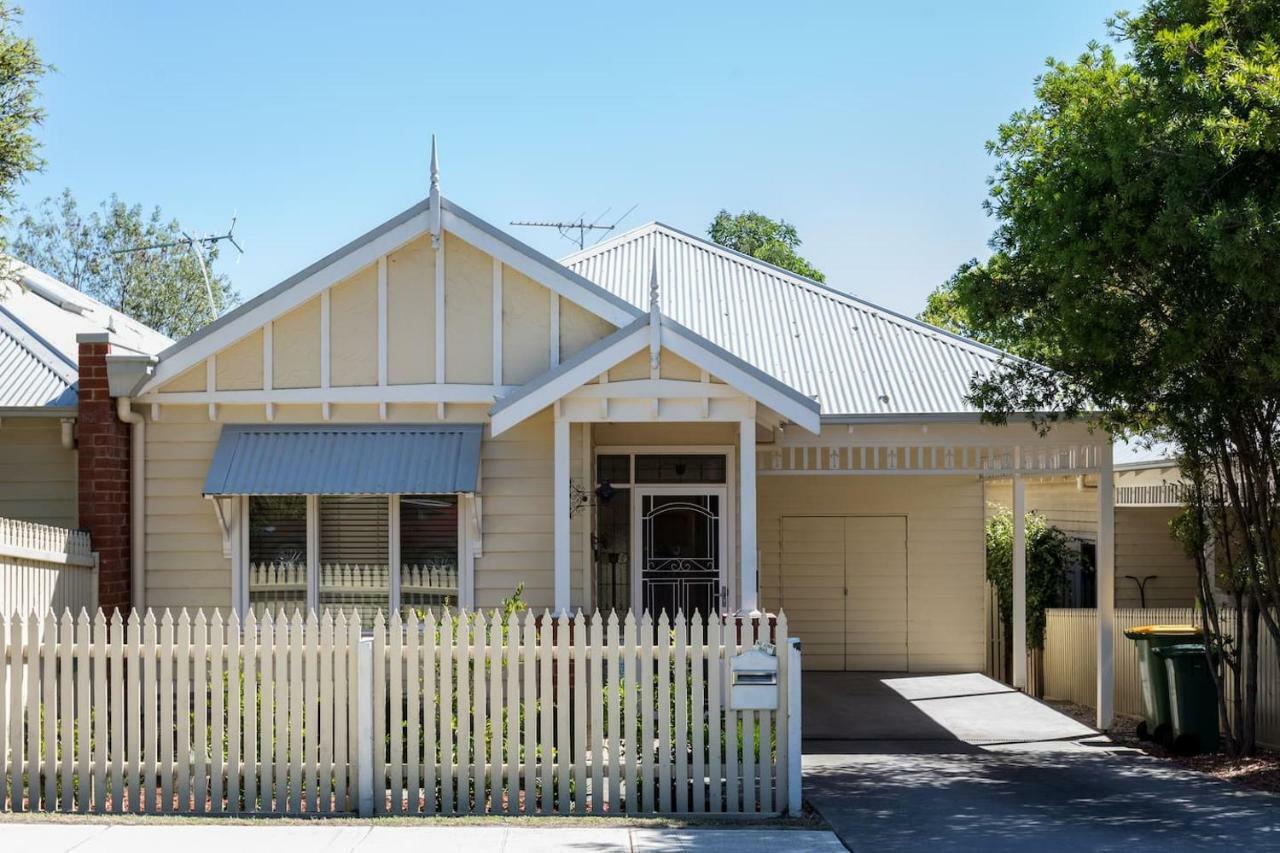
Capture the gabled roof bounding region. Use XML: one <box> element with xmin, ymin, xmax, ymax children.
<box><xmin>138</xmin><ymin>196</ymin><xmax>644</xmax><ymax>394</ymax></box>
<box><xmin>0</xmin><ymin>258</ymin><xmax>170</xmax><ymax>411</ymax></box>
<box><xmin>488</xmin><ymin>315</ymin><xmax>822</xmax><ymax>435</ymax></box>
<box><xmin>562</xmin><ymin>222</ymin><xmax>1018</xmax><ymax>418</ymax></box>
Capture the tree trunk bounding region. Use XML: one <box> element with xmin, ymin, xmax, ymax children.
<box><xmin>1244</xmin><ymin>598</ymin><xmax>1260</xmax><ymax>755</ymax></box>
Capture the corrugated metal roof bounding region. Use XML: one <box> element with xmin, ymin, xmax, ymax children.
<box><xmin>562</xmin><ymin>223</ymin><xmax>1016</xmax><ymax>417</ymax></box>
<box><xmin>0</xmin><ymin>310</ymin><xmax>78</xmax><ymax>409</ymax></box>
<box><xmin>0</xmin><ymin>257</ymin><xmax>170</xmax><ymax>411</ymax></box>
<box><xmin>203</xmin><ymin>424</ymin><xmax>483</xmax><ymax>496</ymax></box>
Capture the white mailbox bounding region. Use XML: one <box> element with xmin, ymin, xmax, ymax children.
<box><xmin>729</xmin><ymin>644</ymin><xmax>779</xmax><ymax>710</ymax></box>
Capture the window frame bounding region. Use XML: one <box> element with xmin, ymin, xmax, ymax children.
<box><xmin>235</xmin><ymin>493</ymin><xmax>469</xmax><ymax>618</ymax></box>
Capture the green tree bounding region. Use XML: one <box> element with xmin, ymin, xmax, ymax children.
<box><xmin>11</xmin><ymin>189</ymin><xmax>239</xmax><ymax>338</ymax></box>
<box><xmin>919</xmin><ymin>258</ymin><xmax>1043</xmax><ymax>357</ymax></box>
<box><xmin>707</xmin><ymin>210</ymin><xmax>825</xmax><ymax>281</ymax></box>
<box><xmin>0</xmin><ymin>2</ymin><xmax>46</xmax><ymax>250</ymax></box>
<box><xmin>945</xmin><ymin>0</ymin><xmax>1280</xmax><ymax>753</ymax></box>
<box><xmin>985</xmin><ymin>510</ymin><xmax>1075</xmax><ymax>656</ymax></box>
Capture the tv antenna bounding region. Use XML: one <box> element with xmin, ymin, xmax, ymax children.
<box><xmin>113</xmin><ymin>215</ymin><xmax>244</xmax><ymax>321</ymax></box>
<box><xmin>511</xmin><ymin>204</ymin><xmax>638</xmax><ymax>251</ymax></box>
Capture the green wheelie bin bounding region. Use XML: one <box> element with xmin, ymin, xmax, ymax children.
<box><xmin>1154</xmin><ymin>643</ymin><xmax>1219</xmax><ymax>755</ymax></box>
<box><xmin>1123</xmin><ymin>624</ymin><xmax>1201</xmax><ymax>745</ymax></box>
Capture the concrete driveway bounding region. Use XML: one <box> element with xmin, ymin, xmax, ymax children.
<box><xmin>803</xmin><ymin>672</ymin><xmax>1280</xmax><ymax>852</ymax></box>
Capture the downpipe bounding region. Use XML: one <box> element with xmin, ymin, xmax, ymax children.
<box><xmin>116</xmin><ymin>396</ymin><xmax>146</xmax><ymax>611</ymax></box>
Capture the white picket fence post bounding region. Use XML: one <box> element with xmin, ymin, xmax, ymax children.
<box><xmin>356</xmin><ymin>633</ymin><xmax>375</xmax><ymax>817</ymax></box>
<box><xmin>787</xmin><ymin>636</ymin><xmax>803</xmax><ymax>815</ymax></box>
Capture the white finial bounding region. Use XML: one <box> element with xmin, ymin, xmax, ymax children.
<box><xmin>429</xmin><ymin>134</ymin><xmax>442</xmax><ymax>249</ymax></box>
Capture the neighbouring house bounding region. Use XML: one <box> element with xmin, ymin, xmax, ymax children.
<box><xmin>985</xmin><ymin>458</ymin><xmax>1197</xmax><ymax>609</ymax></box>
<box><xmin>95</xmin><ymin>148</ymin><xmax>1122</xmax><ymax>719</ymax></box>
<box><xmin>0</xmin><ymin>258</ymin><xmax>170</xmax><ymax>610</ymax></box>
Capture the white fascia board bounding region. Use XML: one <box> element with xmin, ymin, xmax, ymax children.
<box><xmin>661</xmin><ymin>324</ymin><xmax>821</xmax><ymax>434</ymax></box>
<box><xmin>489</xmin><ymin>323</ymin><xmax>650</xmax><ymax>436</ymax></box>
<box><xmin>441</xmin><ymin>204</ymin><xmax>641</xmax><ymax>327</ymax></box>
<box><xmin>138</xmin><ymin>209</ymin><xmax>430</xmax><ymax>395</ymax></box>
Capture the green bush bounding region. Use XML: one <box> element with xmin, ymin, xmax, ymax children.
<box><xmin>986</xmin><ymin>509</ymin><xmax>1074</xmax><ymax>650</ymax></box>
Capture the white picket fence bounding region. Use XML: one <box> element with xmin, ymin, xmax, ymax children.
<box><xmin>0</xmin><ymin>608</ymin><xmax>799</xmax><ymax>816</ymax></box>
<box><xmin>1042</xmin><ymin>607</ymin><xmax>1280</xmax><ymax>749</ymax></box>
<box><xmin>0</xmin><ymin>518</ymin><xmax>96</xmax><ymax>617</ymax></box>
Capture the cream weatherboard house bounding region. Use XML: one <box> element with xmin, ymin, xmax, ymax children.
<box><xmin>98</xmin><ymin>152</ymin><xmax>1123</xmax><ymax>724</ymax></box>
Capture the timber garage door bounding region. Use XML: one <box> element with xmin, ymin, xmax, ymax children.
<box><xmin>781</xmin><ymin>515</ymin><xmax>908</xmax><ymax>671</ymax></box>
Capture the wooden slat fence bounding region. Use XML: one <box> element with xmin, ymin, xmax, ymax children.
<box><xmin>0</xmin><ymin>607</ymin><xmax>798</xmax><ymax>817</ymax></box>
<box><xmin>1042</xmin><ymin>607</ymin><xmax>1280</xmax><ymax>749</ymax></box>
<box><xmin>0</xmin><ymin>519</ymin><xmax>96</xmax><ymax>617</ymax></box>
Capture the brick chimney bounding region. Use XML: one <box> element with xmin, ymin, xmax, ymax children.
<box><xmin>76</xmin><ymin>333</ymin><xmax>132</xmax><ymax>613</ymax></box>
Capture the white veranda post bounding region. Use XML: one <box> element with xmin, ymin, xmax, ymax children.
<box><xmin>740</xmin><ymin>418</ymin><xmax>759</xmax><ymax>615</ymax></box>
<box><xmin>1097</xmin><ymin>441</ymin><xmax>1116</xmax><ymax>729</ymax></box>
<box><xmin>554</xmin><ymin>418</ymin><xmax>571</xmax><ymax>615</ymax></box>
<box><xmin>1012</xmin><ymin>472</ymin><xmax>1027</xmax><ymax>690</ymax></box>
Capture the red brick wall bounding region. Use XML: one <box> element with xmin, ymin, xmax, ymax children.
<box><xmin>77</xmin><ymin>341</ymin><xmax>132</xmax><ymax>613</ymax></box>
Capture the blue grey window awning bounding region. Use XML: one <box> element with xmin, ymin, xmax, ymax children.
<box><xmin>203</xmin><ymin>424</ymin><xmax>483</xmax><ymax>496</ymax></box>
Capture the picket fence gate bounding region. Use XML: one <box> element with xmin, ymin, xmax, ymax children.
<box><xmin>0</xmin><ymin>607</ymin><xmax>800</xmax><ymax>817</ymax></box>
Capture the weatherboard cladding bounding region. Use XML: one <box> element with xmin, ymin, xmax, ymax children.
<box><xmin>562</xmin><ymin>223</ymin><xmax>1012</xmax><ymax>417</ymax></box>
<box><xmin>202</xmin><ymin>424</ymin><xmax>483</xmax><ymax>496</ymax></box>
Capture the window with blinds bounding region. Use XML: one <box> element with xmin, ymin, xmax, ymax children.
<box><xmin>319</xmin><ymin>495</ymin><xmax>390</xmax><ymax>625</ymax></box>
<box><xmin>243</xmin><ymin>493</ymin><xmax>462</xmax><ymax>622</ymax></box>
<box><xmin>399</xmin><ymin>495</ymin><xmax>459</xmax><ymax>614</ymax></box>
<box><xmin>247</xmin><ymin>496</ymin><xmax>307</xmax><ymax>618</ymax></box>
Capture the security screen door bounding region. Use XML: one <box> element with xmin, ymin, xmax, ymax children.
<box><xmin>631</xmin><ymin>487</ymin><xmax>727</xmax><ymax>618</ymax></box>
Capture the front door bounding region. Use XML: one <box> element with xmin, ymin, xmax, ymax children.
<box><xmin>632</xmin><ymin>487</ymin><xmax>727</xmax><ymax>618</ymax></box>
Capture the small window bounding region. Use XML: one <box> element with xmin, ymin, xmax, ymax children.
<box><xmin>399</xmin><ymin>495</ymin><xmax>459</xmax><ymax>615</ymax></box>
<box><xmin>319</xmin><ymin>495</ymin><xmax>390</xmax><ymax>625</ymax></box>
<box><xmin>247</xmin><ymin>496</ymin><xmax>308</xmax><ymax>618</ymax></box>
<box><xmin>634</xmin><ymin>454</ymin><xmax>726</xmax><ymax>484</ymax></box>
<box><xmin>596</xmin><ymin>454</ymin><xmax>631</xmax><ymax>485</ymax></box>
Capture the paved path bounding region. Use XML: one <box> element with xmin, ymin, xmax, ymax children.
<box><xmin>0</xmin><ymin>824</ymin><xmax>845</xmax><ymax>852</ymax></box>
<box><xmin>803</xmin><ymin>672</ymin><xmax>1280</xmax><ymax>852</ymax></box>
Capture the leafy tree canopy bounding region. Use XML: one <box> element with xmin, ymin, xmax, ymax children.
<box><xmin>11</xmin><ymin>189</ymin><xmax>238</xmax><ymax>339</ymax></box>
<box><xmin>943</xmin><ymin>0</ymin><xmax>1280</xmax><ymax>439</ymax></box>
<box><xmin>707</xmin><ymin>210</ymin><xmax>825</xmax><ymax>282</ymax></box>
<box><xmin>0</xmin><ymin>2</ymin><xmax>45</xmax><ymax>251</ymax></box>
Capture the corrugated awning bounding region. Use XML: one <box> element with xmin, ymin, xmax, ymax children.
<box><xmin>202</xmin><ymin>424</ymin><xmax>483</xmax><ymax>496</ymax></box>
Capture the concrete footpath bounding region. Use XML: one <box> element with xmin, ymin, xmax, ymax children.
<box><xmin>0</xmin><ymin>823</ymin><xmax>847</xmax><ymax>852</ymax></box>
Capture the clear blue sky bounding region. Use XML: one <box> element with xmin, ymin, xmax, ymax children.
<box><xmin>19</xmin><ymin>1</ymin><xmax>1123</xmax><ymax>317</ymax></box>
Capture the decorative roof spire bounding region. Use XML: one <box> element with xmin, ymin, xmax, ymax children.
<box><xmin>429</xmin><ymin>134</ymin><xmax>442</xmax><ymax>249</ymax></box>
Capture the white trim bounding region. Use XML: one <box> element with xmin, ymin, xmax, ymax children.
<box><xmin>567</xmin><ymin>379</ymin><xmax>744</xmax><ymax>400</ymax></box>
<box><xmin>137</xmin><ymin>209</ymin><xmax>430</xmax><ymax>394</ymax></box>
<box><xmin>388</xmin><ymin>494</ymin><xmax>401</xmax><ymax>611</ymax></box>
<box><xmin>435</xmin><ymin>234</ymin><xmax>446</xmax><ymax>384</ymax></box>
<box><xmin>206</xmin><ymin>357</ymin><xmax>217</xmax><ymax>421</ymax></box>
<box><xmin>739</xmin><ymin>418</ymin><xmax>758</xmax><ymax>616</ymax></box>
<box><xmin>263</xmin><ymin>322</ymin><xmax>275</xmax><ymax>421</ymax></box>
<box><xmin>489</xmin><ymin>323</ymin><xmax>650</xmax><ymax>436</ymax></box>
<box><xmin>554</xmin><ymin>417</ymin><xmax>571</xmax><ymax>614</ymax></box>
<box><xmin>139</xmin><ymin>383</ymin><xmax>510</xmax><ymax>407</ymax></box>
<box><xmin>306</xmin><ymin>495</ymin><xmax>320</xmax><ymax>613</ymax></box>
<box><xmin>593</xmin><ymin>444</ymin><xmax>737</xmax><ymax>613</ymax></box>
<box><xmin>550</xmin><ymin>295</ymin><xmax>560</xmax><ymax>368</ymax></box>
<box><xmin>377</xmin><ymin>257</ymin><xmax>388</xmax><ymax>387</ymax></box>
<box><xmin>320</xmin><ymin>290</ymin><xmax>331</xmax><ymax>420</ymax></box>
<box><xmin>580</xmin><ymin>422</ymin><xmax>592</xmax><ymax>612</ymax></box>
<box><xmin>441</xmin><ymin>207</ymin><xmax>639</xmax><ymax>327</ymax></box>
<box><xmin>1097</xmin><ymin>442</ymin><xmax>1116</xmax><ymax>729</ymax></box>
<box><xmin>492</xmin><ymin>258</ymin><xmax>503</xmax><ymax>386</ymax></box>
